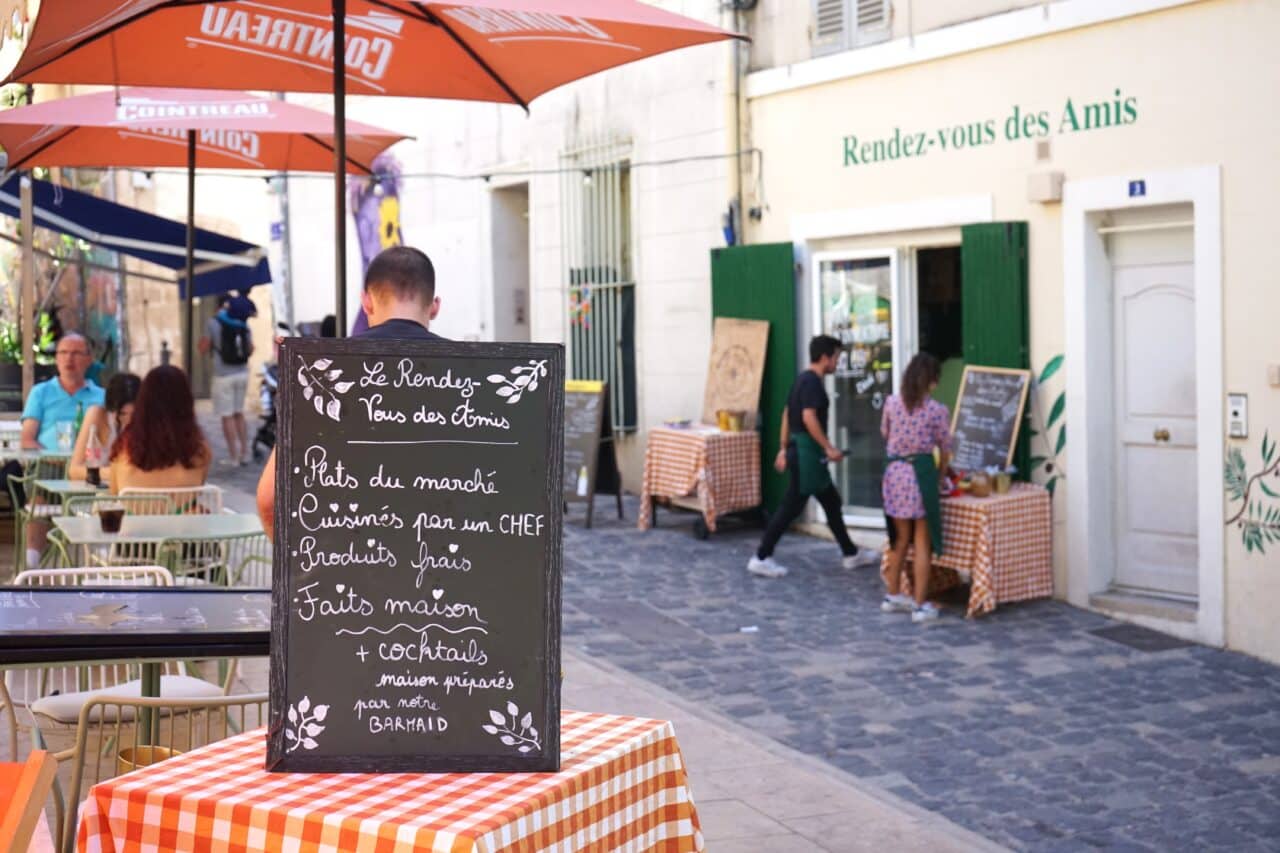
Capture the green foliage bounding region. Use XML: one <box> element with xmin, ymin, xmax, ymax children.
<box><xmin>1046</xmin><ymin>392</ymin><xmax>1065</xmax><ymax>430</ymax></box>
<box><xmin>1242</xmin><ymin>501</ymin><xmax>1280</xmax><ymax>554</ymax></box>
<box><xmin>0</xmin><ymin>84</ymin><xmax>30</xmax><ymax>109</ymax></box>
<box><xmin>1227</xmin><ymin>430</ymin><xmax>1280</xmax><ymax>556</ymax></box>
<box><xmin>0</xmin><ymin>311</ymin><xmax>57</xmax><ymax>366</ymax></box>
<box><xmin>1030</xmin><ymin>354</ymin><xmax>1066</xmax><ymax>500</ymax></box>
<box><xmin>1225</xmin><ymin>447</ymin><xmax>1248</xmax><ymax>503</ymax></box>
<box><xmin>1039</xmin><ymin>354</ymin><xmax>1063</xmax><ymax>385</ymax></box>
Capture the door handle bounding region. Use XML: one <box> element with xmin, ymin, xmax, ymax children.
<box><xmin>1153</xmin><ymin>428</ymin><xmax>1171</xmax><ymax>443</ymax></box>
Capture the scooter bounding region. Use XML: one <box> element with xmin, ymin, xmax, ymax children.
<box><xmin>251</xmin><ymin>322</ymin><xmax>291</xmax><ymax>462</ymax></box>
<box><xmin>250</xmin><ymin>360</ymin><xmax>279</xmax><ymax>462</ymax></box>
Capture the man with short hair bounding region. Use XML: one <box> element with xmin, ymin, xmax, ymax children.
<box><xmin>747</xmin><ymin>334</ymin><xmax>879</xmax><ymax>578</ymax></box>
<box><xmin>200</xmin><ymin>293</ymin><xmax>256</xmax><ymax>466</ymax></box>
<box><xmin>255</xmin><ymin>246</ymin><xmax>443</xmax><ymax>533</ymax></box>
<box><xmin>20</xmin><ymin>332</ymin><xmax>104</xmax><ymax>450</ymax></box>
<box><xmin>15</xmin><ymin>332</ymin><xmax>105</xmax><ymax>567</ymax></box>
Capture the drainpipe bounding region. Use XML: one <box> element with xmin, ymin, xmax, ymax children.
<box><xmin>732</xmin><ymin>5</ymin><xmax>743</xmax><ymax>245</ymax></box>
<box><xmin>274</xmin><ymin>92</ymin><xmax>296</xmax><ymax>332</ymax></box>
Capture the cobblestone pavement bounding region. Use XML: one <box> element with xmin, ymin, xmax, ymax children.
<box><xmin>197</xmin><ymin>400</ymin><xmax>269</xmax><ymax>512</ymax></box>
<box><xmin>560</xmin><ymin>498</ymin><xmax>1280</xmax><ymax>851</ymax></box>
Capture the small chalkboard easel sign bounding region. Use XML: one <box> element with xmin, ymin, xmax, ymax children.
<box><xmin>950</xmin><ymin>365</ymin><xmax>1032</xmax><ymax>473</ymax></box>
<box><xmin>563</xmin><ymin>380</ymin><xmax>623</xmax><ymax>528</ymax></box>
<box><xmin>269</xmin><ymin>338</ymin><xmax>564</xmax><ymax>773</ymax></box>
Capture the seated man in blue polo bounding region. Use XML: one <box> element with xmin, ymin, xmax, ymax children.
<box><xmin>18</xmin><ymin>332</ymin><xmax>104</xmax><ymax>568</ymax></box>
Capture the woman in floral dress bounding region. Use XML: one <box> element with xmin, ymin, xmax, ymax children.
<box><xmin>880</xmin><ymin>353</ymin><xmax>952</xmax><ymax>623</ymax></box>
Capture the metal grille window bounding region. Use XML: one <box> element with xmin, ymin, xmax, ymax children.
<box><xmin>812</xmin><ymin>0</ymin><xmax>891</xmax><ymax>56</ymax></box>
<box><xmin>560</xmin><ymin>137</ymin><xmax>637</xmax><ymax>433</ymax></box>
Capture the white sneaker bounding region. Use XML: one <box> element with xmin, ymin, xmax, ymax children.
<box><xmin>747</xmin><ymin>556</ymin><xmax>788</xmax><ymax>578</ymax></box>
<box><xmin>911</xmin><ymin>602</ymin><xmax>941</xmax><ymax>623</ymax></box>
<box><xmin>880</xmin><ymin>594</ymin><xmax>915</xmax><ymax>613</ymax></box>
<box><xmin>843</xmin><ymin>550</ymin><xmax>882</xmax><ymax>570</ymax></box>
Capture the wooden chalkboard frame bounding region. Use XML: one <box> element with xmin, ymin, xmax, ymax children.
<box><xmin>949</xmin><ymin>365</ymin><xmax>1032</xmax><ymax>471</ymax></box>
<box><xmin>268</xmin><ymin>338</ymin><xmax>564</xmax><ymax>774</ymax></box>
<box><xmin>564</xmin><ymin>380</ymin><xmax>623</xmax><ymax>528</ymax></box>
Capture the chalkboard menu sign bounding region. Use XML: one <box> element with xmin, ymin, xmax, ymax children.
<box><xmin>269</xmin><ymin>339</ymin><xmax>564</xmax><ymax>773</ymax></box>
<box><xmin>950</xmin><ymin>366</ymin><xmax>1031</xmax><ymax>473</ymax></box>
<box><xmin>563</xmin><ymin>380</ymin><xmax>622</xmax><ymax>528</ymax></box>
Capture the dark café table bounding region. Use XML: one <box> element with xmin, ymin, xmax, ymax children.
<box><xmin>0</xmin><ymin>587</ymin><xmax>270</xmax><ymax>738</ymax></box>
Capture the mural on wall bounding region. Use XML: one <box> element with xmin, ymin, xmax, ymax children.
<box><xmin>348</xmin><ymin>151</ymin><xmax>404</xmax><ymax>334</ymax></box>
<box><xmin>0</xmin><ymin>229</ymin><xmax>120</xmax><ymax>373</ymax></box>
<box><xmin>1225</xmin><ymin>432</ymin><xmax>1280</xmax><ymax>554</ymax></box>
<box><xmin>1028</xmin><ymin>354</ymin><xmax>1066</xmax><ymax>498</ymax></box>
<box><xmin>84</xmin><ymin>248</ymin><xmax>121</xmax><ymax>366</ymax></box>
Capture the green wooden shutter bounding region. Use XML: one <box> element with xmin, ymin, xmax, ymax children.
<box><xmin>710</xmin><ymin>242</ymin><xmax>797</xmax><ymax>512</ymax></box>
<box><xmin>960</xmin><ymin>222</ymin><xmax>1031</xmax><ymax>475</ymax></box>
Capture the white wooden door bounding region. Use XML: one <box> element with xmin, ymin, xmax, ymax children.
<box><xmin>1113</xmin><ymin>262</ymin><xmax>1198</xmax><ymax>597</ymax></box>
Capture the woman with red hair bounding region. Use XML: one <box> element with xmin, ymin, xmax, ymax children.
<box><xmin>108</xmin><ymin>365</ymin><xmax>211</xmax><ymax>493</ymax></box>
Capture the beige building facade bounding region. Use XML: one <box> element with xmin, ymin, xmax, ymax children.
<box><xmin>742</xmin><ymin>0</ymin><xmax>1279</xmax><ymax>660</ymax></box>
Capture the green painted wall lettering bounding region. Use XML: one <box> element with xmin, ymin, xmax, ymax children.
<box><xmin>841</xmin><ymin>89</ymin><xmax>1139</xmax><ymax>167</ymax></box>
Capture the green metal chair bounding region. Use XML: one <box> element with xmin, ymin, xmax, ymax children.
<box><xmin>155</xmin><ymin>532</ymin><xmax>271</xmax><ymax>587</ymax></box>
<box><xmin>62</xmin><ymin>494</ymin><xmax>176</xmax><ymax>517</ymax></box>
<box><xmin>7</xmin><ymin>456</ymin><xmax>69</xmax><ymax>573</ymax></box>
<box><xmin>47</xmin><ymin>495</ymin><xmax>177</xmax><ymax>568</ymax></box>
<box><xmin>119</xmin><ymin>485</ymin><xmax>223</xmax><ymax>515</ymax></box>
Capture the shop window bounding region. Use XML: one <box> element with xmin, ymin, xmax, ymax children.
<box><xmin>812</xmin><ymin>0</ymin><xmax>891</xmax><ymax>57</ymax></box>
<box><xmin>560</xmin><ymin>140</ymin><xmax>637</xmax><ymax>433</ymax></box>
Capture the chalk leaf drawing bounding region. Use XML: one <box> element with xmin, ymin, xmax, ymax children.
<box><xmin>482</xmin><ymin>701</ymin><xmax>541</xmax><ymax>753</ymax></box>
<box><xmin>285</xmin><ymin>695</ymin><xmax>329</xmax><ymax>753</ymax></box>
<box><xmin>486</xmin><ymin>360</ymin><xmax>549</xmax><ymax>405</ymax></box>
<box><xmin>1225</xmin><ymin>430</ymin><xmax>1280</xmax><ymax>555</ymax></box>
<box><xmin>296</xmin><ymin>357</ymin><xmax>355</xmax><ymax>422</ymax></box>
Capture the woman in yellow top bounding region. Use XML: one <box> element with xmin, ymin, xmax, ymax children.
<box><xmin>68</xmin><ymin>372</ymin><xmax>141</xmax><ymax>482</ymax></box>
<box><xmin>108</xmin><ymin>365</ymin><xmax>212</xmax><ymax>493</ymax></box>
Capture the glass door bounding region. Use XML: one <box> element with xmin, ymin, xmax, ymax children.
<box><xmin>812</xmin><ymin>251</ymin><xmax>905</xmax><ymax>523</ymax></box>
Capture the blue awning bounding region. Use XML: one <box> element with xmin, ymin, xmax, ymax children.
<box><xmin>0</xmin><ymin>173</ymin><xmax>271</xmax><ymax>298</ymax></box>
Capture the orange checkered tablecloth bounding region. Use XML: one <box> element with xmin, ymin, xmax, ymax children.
<box><xmin>637</xmin><ymin>426</ymin><xmax>760</xmax><ymax>533</ymax></box>
<box><xmin>78</xmin><ymin>711</ymin><xmax>703</xmax><ymax>853</ymax></box>
<box><xmin>880</xmin><ymin>483</ymin><xmax>1054</xmax><ymax>617</ymax></box>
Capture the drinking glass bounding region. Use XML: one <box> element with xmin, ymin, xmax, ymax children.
<box><xmin>98</xmin><ymin>502</ymin><xmax>126</xmax><ymax>533</ymax></box>
<box><xmin>55</xmin><ymin>420</ymin><xmax>74</xmax><ymax>451</ymax></box>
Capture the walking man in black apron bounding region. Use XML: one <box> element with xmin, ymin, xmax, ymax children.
<box><xmin>747</xmin><ymin>335</ymin><xmax>880</xmax><ymax>578</ymax></box>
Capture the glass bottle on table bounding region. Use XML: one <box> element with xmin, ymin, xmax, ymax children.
<box><xmin>85</xmin><ymin>427</ymin><xmax>104</xmax><ymax>487</ymax></box>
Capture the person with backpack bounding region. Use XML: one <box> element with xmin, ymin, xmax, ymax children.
<box><xmin>200</xmin><ymin>292</ymin><xmax>256</xmax><ymax>466</ymax></box>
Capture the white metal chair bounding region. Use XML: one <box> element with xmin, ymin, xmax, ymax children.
<box><xmin>13</xmin><ymin>566</ymin><xmax>175</xmax><ymax>587</ymax></box>
<box><xmin>119</xmin><ymin>485</ymin><xmax>223</xmax><ymax>516</ymax></box>
<box><xmin>0</xmin><ymin>677</ymin><xmax>16</xmax><ymax>764</ymax></box>
<box><xmin>4</xmin><ymin>568</ymin><xmax>180</xmax><ymax>725</ymax></box>
<box><xmin>56</xmin><ymin>693</ymin><xmax>267</xmax><ymax>853</ymax></box>
<box><xmin>5</xmin><ymin>568</ymin><xmax>233</xmax><ymax>753</ymax></box>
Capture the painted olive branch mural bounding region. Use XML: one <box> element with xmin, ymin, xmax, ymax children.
<box><xmin>1027</xmin><ymin>354</ymin><xmax>1066</xmax><ymax>498</ymax></box>
<box><xmin>1225</xmin><ymin>430</ymin><xmax>1280</xmax><ymax>554</ymax></box>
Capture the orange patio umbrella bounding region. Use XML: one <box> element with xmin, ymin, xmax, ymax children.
<box><xmin>0</xmin><ymin>1</ymin><xmax>743</xmax><ymax>334</ymax></box>
<box><xmin>0</xmin><ymin>86</ymin><xmax>407</xmax><ymax>366</ymax></box>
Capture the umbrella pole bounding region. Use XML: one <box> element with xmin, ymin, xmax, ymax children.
<box><xmin>185</xmin><ymin>130</ymin><xmax>196</xmax><ymax>372</ymax></box>
<box><xmin>333</xmin><ymin>0</ymin><xmax>347</xmax><ymax>337</ymax></box>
